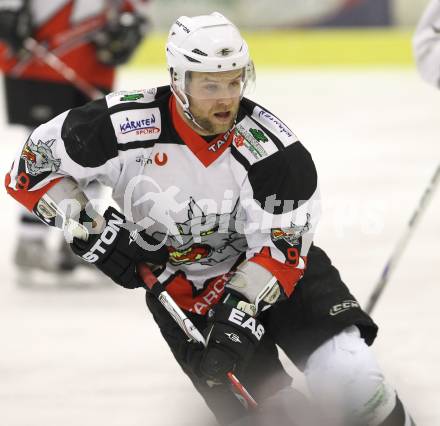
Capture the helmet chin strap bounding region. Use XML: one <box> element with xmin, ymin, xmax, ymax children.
<box><xmin>170</xmin><ymin>85</ymin><xmax>210</xmax><ymax>133</ymax></box>
<box><xmin>182</xmin><ymin>107</ymin><xmax>206</xmax><ymax>132</ymax></box>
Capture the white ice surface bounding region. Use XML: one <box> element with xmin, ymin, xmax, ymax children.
<box><xmin>0</xmin><ymin>68</ymin><xmax>439</xmax><ymax>425</ymax></box>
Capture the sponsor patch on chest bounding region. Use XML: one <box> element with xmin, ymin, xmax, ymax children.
<box><xmin>233</xmin><ymin>116</ymin><xmax>278</xmax><ymax>165</ymax></box>
<box><xmin>110</xmin><ymin>108</ymin><xmax>162</xmax><ymax>144</ymax></box>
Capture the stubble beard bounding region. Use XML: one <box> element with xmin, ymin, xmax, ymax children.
<box><xmin>192</xmin><ymin>109</ymin><xmax>237</xmax><ymax>135</ymax></box>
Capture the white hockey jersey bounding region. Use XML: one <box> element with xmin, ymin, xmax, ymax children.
<box><xmin>414</xmin><ymin>0</ymin><xmax>440</xmax><ymax>87</ymax></box>
<box><xmin>6</xmin><ymin>86</ymin><xmax>320</xmax><ymax>314</ymax></box>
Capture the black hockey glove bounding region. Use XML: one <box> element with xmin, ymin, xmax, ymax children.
<box><xmin>94</xmin><ymin>12</ymin><xmax>149</xmax><ymax>66</ymax></box>
<box><xmin>70</xmin><ymin>206</ymin><xmax>168</xmax><ymax>289</ymax></box>
<box><xmin>0</xmin><ymin>3</ymin><xmax>32</xmax><ymax>53</ymax></box>
<box><xmin>187</xmin><ymin>303</ymin><xmax>265</xmax><ymax>383</ymax></box>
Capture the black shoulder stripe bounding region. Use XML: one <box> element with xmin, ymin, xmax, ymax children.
<box><xmin>156</xmin><ymin>85</ymin><xmax>172</xmax><ymax>97</ymax></box>
<box><xmin>62</xmin><ymin>98</ymin><xmax>118</xmax><ymax>168</ymax></box>
<box><xmin>117</xmin><ymin>140</ymin><xmax>156</xmax><ymax>151</ymax></box>
<box><xmin>239</xmin><ymin>97</ymin><xmax>256</xmax><ymax>115</ymax></box>
<box><xmin>230</xmin><ymin>144</ymin><xmax>251</xmax><ymax>171</ymax></box>
<box><xmin>248</xmin><ymin>142</ymin><xmax>318</xmax><ymax>214</ymax></box>
<box><xmin>116</xmin><ymin>137</ymin><xmax>185</xmax><ymax>151</ymax></box>
<box><xmin>108</xmin><ymin>101</ymin><xmax>159</xmax><ymax>115</ymax></box>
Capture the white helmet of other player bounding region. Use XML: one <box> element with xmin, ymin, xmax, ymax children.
<box><xmin>166</xmin><ymin>12</ymin><xmax>255</xmax><ymax>125</ymax></box>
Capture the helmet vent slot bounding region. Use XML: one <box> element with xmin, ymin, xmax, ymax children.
<box><xmin>184</xmin><ymin>55</ymin><xmax>202</xmax><ymax>63</ymax></box>
<box><xmin>192</xmin><ymin>48</ymin><xmax>208</xmax><ymax>56</ymax></box>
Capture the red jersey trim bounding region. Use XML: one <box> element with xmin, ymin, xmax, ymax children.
<box><xmin>5</xmin><ymin>173</ymin><xmax>63</xmax><ymax>212</ymax></box>
<box><xmin>164</xmin><ymin>271</ymin><xmax>230</xmax><ymax>315</ymax></box>
<box><xmin>169</xmin><ymin>96</ymin><xmax>234</xmax><ymax>167</ymax></box>
<box><xmin>249</xmin><ymin>247</ymin><xmax>305</xmax><ymax>298</ymax></box>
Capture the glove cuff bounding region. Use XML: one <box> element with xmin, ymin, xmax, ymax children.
<box><xmin>210</xmin><ymin>303</ymin><xmax>265</xmax><ymax>345</ymax></box>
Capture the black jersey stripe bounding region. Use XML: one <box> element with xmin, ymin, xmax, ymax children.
<box><xmin>230</xmin><ymin>144</ymin><xmax>251</xmax><ymax>171</ymax></box>
<box><xmin>62</xmin><ymin>98</ymin><xmax>118</xmax><ymax>168</ymax></box>
<box><xmin>247</xmin><ymin>142</ymin><xmax>318</xmax><ymax>214</ymax></box>
<box><xmin>117</xmin><ymin>140</ymin><xmax>156</xmax><ymax>151</ymax></box>
<box><xmin>116</xmin><ymin>138</ymin><xmax>185</xmax><ymax>151</ymax></box>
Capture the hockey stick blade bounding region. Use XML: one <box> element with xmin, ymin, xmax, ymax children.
<box><xmin>227</xmin><ymin>372</ymin><xmax>258</xmax><ymax>410</ymax></box>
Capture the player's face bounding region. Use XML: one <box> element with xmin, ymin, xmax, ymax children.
<box><xmin>186</xmin><ymin>69</ymin><xmax>243</xmax><ymax>135</ymax></box>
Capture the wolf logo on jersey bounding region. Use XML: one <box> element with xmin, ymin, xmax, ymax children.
<box><xmin>153</xmin><ymin>198</ymin><xmax>247</xmax><ymax>266</ymax></box>
<box><xmin>20</xmin><ymin>138</ymin><xmax>61</xmax><ymax>177</ymax></box>
<box><xmin>271</xmin><ymin>213</ymin><xmax>311</xmax><ymax>247</ymax></box>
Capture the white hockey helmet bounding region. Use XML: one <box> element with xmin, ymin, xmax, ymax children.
<box><xmin>166</xmin><ymin>12</ymin><xmax>255</xmax><ymax>122</ymax></box>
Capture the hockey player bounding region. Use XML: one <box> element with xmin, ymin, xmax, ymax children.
<box><xmin>5</xmin><ymin>12</ymin><xmax>415</xmax><ymax>426</ymax></box>
<box><xmin>413</xmin><ymin>0</ymin><xmax>440</xmax><ymax>87</ymax></box>
<box><xmin>0</xmin><ymin>0</ymin><xmax>149</xmax><ymax>274</ymax></box>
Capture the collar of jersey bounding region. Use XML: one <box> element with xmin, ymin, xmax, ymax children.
<box><xmin>169</xmin><ymin>96</ymin><xmax>234</xmax><ymax>167</ymax></box>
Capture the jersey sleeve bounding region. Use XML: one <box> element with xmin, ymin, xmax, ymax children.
<box><xmin>231</xmin><ymin>105</ymin><xmax>320</xmax><ymax>302</ymax></box>
<box><xmin>241</xmin><ymin>143</ymin><xmax>320</xmax><ymax>298</ymax></box>
<box><xmin>413</xmin><ymin>0</ymin><xmax>440</xmax><ymax>87</ymax></box>
<box><xmin>5</xmin><ymin>98</ymin><xmax>121</xmax><ymax>212</ymax></box>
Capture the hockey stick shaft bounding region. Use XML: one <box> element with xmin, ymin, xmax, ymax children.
<box><xmin>138</xmin><ymin>263</ymin><xmax>206</xmax><ymax>344</ymax></box>
<box><xmin>11</xmin><ymin>37</ymin><xmax>105</xmax><ymax>100</ymax></box>
<box><xmin>365</xmin><ymin>164</ymin><xmax>440</xmax><ymax>314</ymax></box>
<box><xmin>11</xmin><ymin>0</ymin><xmax>121</xmax><ymax>77</ymax></box>
<box><xmin>64</xmin><ymin>211</ymin><xmax>257</xmax><ymax>409</ymax></box>
<box><xmin>18</xmin><ymin>38</ymin><xmax>105</xmax><ymax>100</ymax></box>
<box><xmin>10</xmin><ymin>24</ymin><xmax>104</xmax><ymax>79</ymax></box>
<box><xmin>51</xmin><ymin>15</ymin><xmax>108</xmax><ymax>48</ymax></box>
<box><xmin>137</xmin><ymin>263</ymin><xmax>258</xmax><ymax>410</ymax></box>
